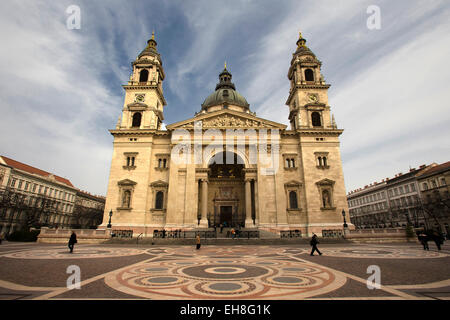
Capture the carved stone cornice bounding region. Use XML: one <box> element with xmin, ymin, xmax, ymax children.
<box><xmin>122</xmin><ymin>84</ymin><xmax>167</xmax><ymax>106</ymax></box>
<box><xmin>297</xmin><ymin>129</ymin><xmax>343</xmax><ymax>136</ymax></box>
<box><xmin>285</xmin><ymin>84</ymin><xmax>331</xmax><ymax>105</ymax></box>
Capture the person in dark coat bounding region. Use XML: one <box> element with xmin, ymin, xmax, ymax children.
<box><xmin>196</xmin><ymin>234</ymin><xmax>201</xmax><ymax>250</ymax></box>
<box><xmin>310</xmin><ymin>234</ymin><xmax>322</xmax><ymax>256</ymax></box>
<box><xmin>68</xmin><ymin>232</ymin><xmax>77</xmax><ymax>253</ymax></box>
<box><xmin>429</xmin><ymin>230</ymin><xmax>444</xmax><ymax>250</ymax></box>
<box><xmin>417</xmin><ymin>232</ymin><xmax>429</xmax><ymax>250</ymax></box>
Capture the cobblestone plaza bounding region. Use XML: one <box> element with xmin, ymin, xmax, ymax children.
<box><xmin>0</xmin><ymin>242</ymin><xmax>449</xmax><ymax>300</ymax></box>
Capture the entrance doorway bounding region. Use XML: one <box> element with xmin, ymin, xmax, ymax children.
<box><xmin>220</xmin><ymin>206</ymin><xmax>232</xmax><ymax>226</ymax></box>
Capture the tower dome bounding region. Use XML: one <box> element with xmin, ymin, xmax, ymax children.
<box><xmin>201</xmin><ymin>64</ymin><xmax>249</xmax><ymax>112</ymax></box>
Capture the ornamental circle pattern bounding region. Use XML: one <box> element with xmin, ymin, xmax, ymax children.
<box><xmin>104</xmin><ymin>255</ymin><xmax>346</xmax><ymax>299</ymax></box>
<box><xmin>2</xmin><ymin>247</ymin><xmax>146</xmax><ymax>259</ymax></box>
<box><xmin>316</xmin><ymin>246</ymin><xmax>448</xmax><ymax>259</ymax></box>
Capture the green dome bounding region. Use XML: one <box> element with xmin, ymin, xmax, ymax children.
<box><xmin>202</xmin><ymin>88</ymin><xmax>249</xmax><ymax>108</ymax></box>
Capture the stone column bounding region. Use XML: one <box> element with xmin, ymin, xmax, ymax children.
<box><xmin>254</xmin><ymin>179</ymin><xmax>259</xmax><ymax>226</ymax></box>
<box><xmin>199</xmin><ymin>179</ymin><xmax>209</xmax><ymax>228</ymax></box>
<box><xmin>245</xmin><ymin>179</ymin><xmax>253</xmax><ymax>228</ymax></box>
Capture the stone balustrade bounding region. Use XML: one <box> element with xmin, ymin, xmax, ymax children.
<box><xmin>37</xmin><ymin>227</ymin><xmax>111</xmax><ymax>244</ymax></box>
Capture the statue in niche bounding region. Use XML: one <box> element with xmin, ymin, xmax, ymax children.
<box><xmin>122</xmin><ymin>190</ymin><xmax>131</xmax><ymax>208</ymax></box>
<box><xmin>322</xmin><ymin>190</ymin><xmax>331</xmax><ymax>208</ymax></box>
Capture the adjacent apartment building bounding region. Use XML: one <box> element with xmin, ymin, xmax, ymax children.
<box><xmin>347</xmin><ymin>161</ymin><xmax>450</xmax><ymax>235</ymax></box>
<box><xmin>0</xmin><ymin>155</ymin><xmax>105</xmax><ymax>235</ymax></box>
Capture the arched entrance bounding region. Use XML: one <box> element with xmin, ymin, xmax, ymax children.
<box><xmin>207</xmin><ymin>152</ymin><xmax>245</xmax><ymax>227</ymax></box>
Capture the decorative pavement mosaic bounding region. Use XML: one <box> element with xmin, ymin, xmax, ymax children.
<box><xmin>0</xmin><ymin>244</ymin><xmax>449</xmax><ymax>300</ymax></box>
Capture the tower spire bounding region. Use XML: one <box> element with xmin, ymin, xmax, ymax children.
<box><xmin>296</xmin><ymin>30</ymin><xmax>307</xmax><ymax>48</ymax></box>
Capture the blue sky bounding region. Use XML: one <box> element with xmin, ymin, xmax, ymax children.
<box><xmin>0</xmin><ymin>0</ymin><xmax>449</xmax><ymax>196</ymax></box>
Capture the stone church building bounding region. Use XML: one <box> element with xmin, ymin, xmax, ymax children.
<box><xmin>100</xmin><ymin>32</ymin><xmax>353</xmax><ymax>237</ymax></box>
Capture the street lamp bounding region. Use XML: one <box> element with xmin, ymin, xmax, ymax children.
<box><xmin>107</xmin><ymin>210</ymin><xmax>113</xmax><ymax>228</ymax></box>
<box><xmin>342</xmin><ymin>209</ymin><xmax>348</xmax><ymax>228</ymax></box>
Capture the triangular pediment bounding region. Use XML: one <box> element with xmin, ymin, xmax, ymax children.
<box><xmin>150</xmin><ymin>180</ymin><xmax>169</xmax><ymax>187</ymax></box>
<box><xmin>118</xmin><ymin>179</ymin><xmax>137</xmax><ymax>186</ymax></box>
<box><xmin>315</xmin><ymin>178</ymin><xmax>335</xmax><ymax>186</ymax></box>
<box><xmin>166</xmin><ymin>109</ymin><xmax>286</xmax><ymax>130</ymax></box>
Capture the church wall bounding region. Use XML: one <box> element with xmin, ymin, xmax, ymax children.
<box><xmin>101</xmin><ymin>135</ymin><xmax>154</xmax><ymax>232</ymax></box>
<box><xmin>298</xmin><ymin>135</ymin><xmax>351</xmax><ymax>236</ymax></box>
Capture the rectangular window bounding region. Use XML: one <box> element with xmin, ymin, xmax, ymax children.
<box><xmin>394</xmin><ymin>188</ymin><xmax>398</xmax><ymax>196</ymax></box>
<box><xmin>39</xmin><ymin>185</ymin><xmax>43</xmax><ymax>194</ymax></box>
<box><xmin>399</xmin><ymin>186</ymin><xmax>403</xmax><ymax>194</ymax></box>
<box><xmin>25</xmin><ymin>182</ymin><xmax>30</xmax><ymax>191</ymax></box>
<box><xmin>405</xmin><ymin>185</ymin><xmax>410</xmax><ymax>193</ymax></box>
<box><xmin>411</xmin><ymin>184</ymin><xmax>416</xmax><ymax>191</ymax></box>
<box><xmin>44</xmin><ymin>187</ymin><xmax>49</xmax><ymax>195</ymax></box>
<box><xmin>18</xmin><ymin>180</ymin><xmax>23</xmax><ymax>189</ymax></box>
<box><xmin>32</xmin><ymin>184</ymin><xmax>37</xmax><ymax>192</ymax></box>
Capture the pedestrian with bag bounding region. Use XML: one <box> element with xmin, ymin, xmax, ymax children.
<box><xmin>68</xmin><ymin>231</ymin><xmax>77</xmax><ymax>253</ymax></box>
<box><xmin>310</xmin><ymin>233</ymin><xmax>322</xmax><ymax>256</ymax></box>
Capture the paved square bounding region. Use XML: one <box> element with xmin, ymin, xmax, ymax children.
<box><xmin>0</xmin><ymin>242</ymin><xmax>449</xmax><ymax>300</ymax></box>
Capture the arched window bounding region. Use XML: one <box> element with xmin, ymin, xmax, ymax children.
<box><xmin>139</xmin><ymin>69</ymin><xmax>149</xmax><ymax>83</ymax></box>
<box><xmin>155</xmin><ymin>191</ymin><xmax>164</xmax><ymax>210</ymax></box>
<box><xmin>285</xmin><ymin>159</ymin><xmax>291</xmax><ymax>168</ymax></box>
<box><xmin>311</xmin><ymin>112</ymin><xmax>322</xmax><ymax>127</ymax></box>
<box><xmin>132</xmin><ymin>112</ymin><xmax>142</xmax><ymax>127</ymax></box>
<box><xmin>289</xmin><ymin>191</ymin><xmax>298</xmax><ymax>209</ymax></box>
<box><xmin>305</xmin><ymin>69</ymin><xmax>314</xmax><ymax>81</ymax></box>
<box><xmin>323</xmin><ymin>157</ymin><xmax>327</xmax><ymax>166</ymax></box>
<box><xmin>122</xmin><ymin>190</ymin><xmax>131</xmax><ymax>208</ymax></box>
<box><xmin>317</xmin><ymin>157</ymin><xmax>322</xmax><ymax>166</ymax></box>
<box><xmin>291</xmin><ymin>159</ymin><xmax>295</xmax><ymax>168</ymax></box>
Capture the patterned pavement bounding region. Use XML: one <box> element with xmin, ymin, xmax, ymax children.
<box><xmin>0</xmin><ymin>242</ymin><xmax>449</xmax><ymax>300</ymax></box>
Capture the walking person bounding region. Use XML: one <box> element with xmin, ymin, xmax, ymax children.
<box><xmin>196</xmin><ymin>234</ymin><xmax>201</xmax><ymax>250</ymax></box>
<box><xmin>220</xmin><ymin>223</ymin><xmax>224</xmax><ymax>233</ymax></box>
<box><xmin>430</xmin><ymin>230</ymin><xmax>444</xmax><ymax>251</ymax></box>
<box><xmin>68</xmin><ymin>231</ymin><xmax>77</xmax><ymax>253</ymax></box>
<box><xmin>310</xmin><ymin>234</ymin><xmax>322</xmax><ymax>256</ymax></box>
<box><xmin>417</xmin><ymin>232</ymin><xmax>429</xmax><ymax>251</ymax></box>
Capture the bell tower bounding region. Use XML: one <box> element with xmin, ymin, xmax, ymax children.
<box><xmin>286</xmin><ymin>32</ymin><xmax>336</xmax><ymax>131</ymax></box>
<box><xmin>117</xmin><ymin>32</ymin><xmax>167</xmax><ymax>130</ymax></box>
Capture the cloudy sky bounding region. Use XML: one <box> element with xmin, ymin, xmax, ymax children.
<box><xmin>0</xmin><ymin>0</ymin><xmax>449</xmax><ymax>196</ymax></box>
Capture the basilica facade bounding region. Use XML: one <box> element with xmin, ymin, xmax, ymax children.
<box><xmin>100</xmin><ymin>32</ymin><xmax>353</xmax><ymax>237</ymax></box>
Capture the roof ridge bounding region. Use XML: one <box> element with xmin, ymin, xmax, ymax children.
<box><xmin>0</xmin><ymin>155</ymin><xmax>74</xmax><ymax>187</ymax></box>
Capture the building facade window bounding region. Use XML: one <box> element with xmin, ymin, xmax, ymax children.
<box><xmin>305</xmin><ymin>68</ymin><xmax>314</xmax><ymax>81</ymax></box>
<box><xmin>139</xmin><ymin>69</ymin><xmax>149</xmax><ymax>83</ymax></box>
<box><xmin>289</xmin><ymin>191</ymin><xmax>298</xmax><ymax>209</ymax></box>
<box><xmin>123</xmin><ymin>152</ymin><xmax>138</xmax><ymax>170</ymax></box>
<box><xmin>311</xmin><ymin>112</ymin><xmax>322</xmax><ymax>127</ymax></box>
<box><xmin>132</xmin><ymin>112</ymin><xmax>142</xmax><ymax>127</ymax></box>
<box><xmin>155</xmin><ymin>154</ymin><xmax>170</xmax><ymax>170</ymax></box>
<box><xmin>315</xmin><ymin>152</ymin><xmax>329</xmax><ymax>169</ymax></box>
<box><xmin>155</xmin><ymin>191</ymin><xmax>164</xmax><ymax>210</ymax></box>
